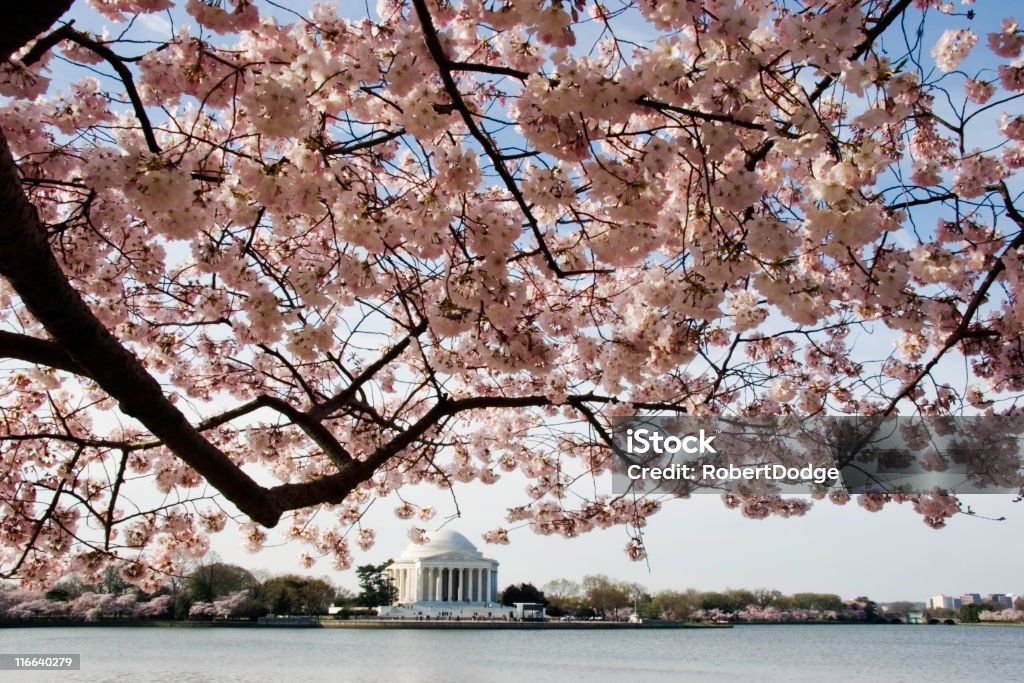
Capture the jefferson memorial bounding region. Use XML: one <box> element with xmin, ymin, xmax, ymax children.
<box><xmin>380</xmin><ymin>529</ymin><xmax>500</xmax><ymax>616</ymax></box>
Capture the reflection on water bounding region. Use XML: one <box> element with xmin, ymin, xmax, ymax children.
<box><xmin>2</xmin><ymin>624</ymin><xmax>1022</xmax><ymax>682</ymax></box>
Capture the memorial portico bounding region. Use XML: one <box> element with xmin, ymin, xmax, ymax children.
<box><xmin>385</xmin><ymin>530</ymin><xmax>499</xmax><ymax>607</ymax></box>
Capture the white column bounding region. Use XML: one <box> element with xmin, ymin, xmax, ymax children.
<box><xmin>474</xmin><ymin>568</ymin><xmax>480</xmax><ymax>602</ymax></box>
<box><xmin>444</xmin><ymin>567</ymin><xmax>452</xmax><ymax>602</ymax></box>
<box><xmin>456</xmin><ymin>567</ymin><xmax>463</xmax><ymax>602</ymax></box>
<box><xmin>435</xmin><ymin>568</ymin><xmax>441</xmax><ymax>601</ymax></box>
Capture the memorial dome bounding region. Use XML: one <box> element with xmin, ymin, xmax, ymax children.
<box><xmin>397</xmin><ymin>529</ymin><xmax>484</xmax><ymax>560</ymax></box>
<box><xmin>386</xmin><ymin>528</ymin><xmax>499</xmax><ymax>607</ymax></box>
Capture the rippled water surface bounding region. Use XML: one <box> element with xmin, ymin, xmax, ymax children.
<box><xmin>2</xmin><ymin>623</ymin><xmax>1021</xmax><ymax>682</ymax></box>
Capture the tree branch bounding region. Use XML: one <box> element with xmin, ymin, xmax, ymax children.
<box><xmin>0</xmin><ymin>127</ymin><xmax>277</xmax><ymax>525</ymax></box>
<box><xmin>0</xmin><ymin>0</ymin><xmax>72</xmax><ymax>64</ymax></box>
<box><xmin>0</xmin><ymin>329</ymin><xmax>90</xmax><ymax>377</ymax></box>
<box><xmin>881</xmin><ymin>183</ymin><xmax>1024</xmax><ymax>415</ymax></box>
<box><xmin>410</xmin><ymin>0</ymin><xmax>605</xmax><ymax>279</ymax></box>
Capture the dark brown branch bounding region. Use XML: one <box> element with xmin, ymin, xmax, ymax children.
<box><xmin>637</xmin><ymin>97</ymin><xmax>768</xmax><ymax>131</ymax></box>
<box><xmin>5</xmin><ymin>446</ymin><xmax>82</xmax><ymax>577</ymax></box>
<box><xmin>807</xmin><ymin>0</ymin><xmax>915</xmax><ymax>104</ymax></box>
<box><xmin>410</xmin><ymin>0</ymin><xmax>605</xmax><ymax>279</ymax></box>
<box><xmin>881</xmin><ymin>184</ymin><xmax>1024</xmax><ymax>415</ymax></box>
<box><xmin>746</xmin><ymin>0</ymin><xmax>915</xmax><ymax>170</ymax></box>
<box><xmin>310</xmin><ymin>319</ymin><xmax>427</xmax><ymax>420</ymax></box>
<box><xmin>885</xmin><ymin>191</ymin><xmax>959</xmax><ymax>212</ymax></box>
<box><xmin>323</xmin><ymin>129</ymin><xmax>406</xmax><ymax>156</ymax></box>
<box><xmin>267</xmin><ymin>394</ymin><xmax>553</xmax><ymax>510</ymax></box>
<box><xmin>0</xmin><ymin>128</ymin><xmax>277</xmax><ymax>525</ymax></box>
<box><xmin>104</xmin><ymin>449</ymin><xmax>129</xmax><ymax>551</ymax></box>
<box><xmin>0</xmin><ymin>329</ymin><xmax>90</xmax><ymax>377</ymax></box>
<box><xmin>24</xmin><ymin>26</ymin><xmax>162</xmax><ymax>154</ymax></box>
<box><xmin>0</xmin><ymin>0</ymin><xmax>72</xmax><ymax>64</ymax></box>
<box><xmin>19</xmin><ymin>22</ymin><xmax>73</xmax><ymax>66</ymax></box>
<box><xmin>254</xmin><ymin>395</ymin><xmax>354</xmax><ymax>468</ymax></box>
<box><xmin>447</xmin><ymin>61</ymin><xmax>530</xmax><ymax>80</ymax></box>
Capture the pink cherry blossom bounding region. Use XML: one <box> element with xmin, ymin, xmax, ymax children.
<box><xmin>0</xmin><ymin>0</ymin><xmax>1022</xmax><ymax>586</ymax></box>
<box><xmin>932</xmin><ymin>29</ymin><xmax>978</xmax><ymax>72</ymax></box>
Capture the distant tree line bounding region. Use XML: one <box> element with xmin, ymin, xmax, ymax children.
<box><xmin>497</xmin><ymin>576</ymin><xmax>917</xmax><ymax>623</ymax></box>
<box><xmin>8</xmin><ymin>561</ymin><xmax>1020</xmax><ymax>626</ymax></box>
<box><xmin>1</xmin><ymin>559</ymin><xmax>352</xmax><ymax>622</ymax></box>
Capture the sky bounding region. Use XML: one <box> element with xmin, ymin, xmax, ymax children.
<box><xmin>207</xmin><ymin>469</ymin><xmax>1024</xmax><ymax>604</ymax></box>
<box><xmin>29</xmin><ymin>1</ymin><xmax>1024</xmax><ymax>605</ymax></box>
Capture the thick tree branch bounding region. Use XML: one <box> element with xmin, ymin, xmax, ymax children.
<box><xmin>21</xmin><ymin>24</ymin><xmax>160</xmax><ymax>154</ymax></box>
<box><xmin>58</xmin><ymin>27</ymin><xmax>161</xmax><ymax>154</ymax></box>
<box><xmin>0</xmin><ymin>0</ymin><xmax>72</xmax><ymax>64</ymax></box>
<box><xmin>0</xmin><ymin>128</ymin><xmax>277</xmax><ymax>525</ymax></box>
<box><xmin>0</xmin><ymin>329</ymin><xmax>90</xmax><ymax>377</ymax></box>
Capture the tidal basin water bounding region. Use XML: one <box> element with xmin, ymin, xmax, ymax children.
<box><xmin>2</xmin><ymin>624</ymin><xmax>1021</xmax><ymax>682</ymax></box>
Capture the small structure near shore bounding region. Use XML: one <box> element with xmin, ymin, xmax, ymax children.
<box><xmin>511</xmin><ymin>602</ymin><xmax>546</xmax><ymax>621</ymax></box>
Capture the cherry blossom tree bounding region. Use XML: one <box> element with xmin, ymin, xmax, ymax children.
<box><xmin>1</xmin><ymin>0</ymin><xmax>1023</xmax><ymax>588</ymax></box>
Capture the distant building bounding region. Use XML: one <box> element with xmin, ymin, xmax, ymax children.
<box><xmin>928</xmin><ymin>595</ymin><xmax>960</xmax><ymax>610</ymax></box>
<box><xmin>511</xmin><ymin>602</ymin><xmax>546</xmax><ymax>621</ymax></box>
<box><xmin>928</xmin><ymin>593</ymin><xmax>1016</xmax><ymax>611</ymax></box>
<box><xmin>378</xmin><ymin>529</ymin><xmax>502</xmax><ymax>619</ymax></box>
<box><xmin>983</xmin><ymin>594</ymin><xmax>1013</xmax><ymax>609</ymax></box>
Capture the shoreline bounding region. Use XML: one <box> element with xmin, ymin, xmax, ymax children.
<box><xmin>0</xmin><ymin>618</ymin><xmax>726</xmax><ymax>630</ymax></box>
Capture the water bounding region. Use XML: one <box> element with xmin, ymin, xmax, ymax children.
<box><xmin>1</xmin><ymin>624</ymin><xmax>1021</xmax><ymax>682</ymax></box>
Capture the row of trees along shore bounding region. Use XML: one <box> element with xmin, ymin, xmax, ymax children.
<box><xmin>4</xmin><ymin>563</ymin><xmax>1023</xmax><ymax>624</ymax></box>
<box><xmin>0</xmin><ymin>559</ymin><xmax>350</xmax><ymax>622</ymax></box>
<box><xmin>500</xmin><ymin>576</ymin><xmax>1024</xmax><ymax>624</ymax></box>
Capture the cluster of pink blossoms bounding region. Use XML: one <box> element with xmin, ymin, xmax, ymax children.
<box><xmin>0</xmin><ymin>0</ymin><xmax>1021</xmax><ymax>586</ymax></box>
